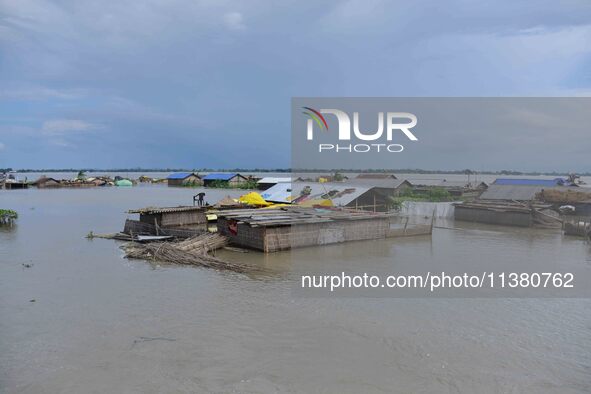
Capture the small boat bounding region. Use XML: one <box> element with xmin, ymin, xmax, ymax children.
<box><xmin>136</xmin><ymin>235</ymin><xmax>174</xmax><ymax>243</ymax></box>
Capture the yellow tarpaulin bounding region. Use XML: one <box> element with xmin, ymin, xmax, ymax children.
<box><xmin>239</xmin><ymin>192</ymin><xmax>272</xmax><ymax>207</ymax></box>
<box><xmin>262</xmin><ymin>203</ymin><xmax>291</xmax><ymax>209</ymax></box>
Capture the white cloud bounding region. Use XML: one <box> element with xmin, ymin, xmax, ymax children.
<box><xmin>0</xmin><ymin>86</ymin><xmax>86</xmax><ymax>101</ymax></box>
<box><xmin>223</xmin><ymin>12</ymin><xmax>245</xmax><ymax>30</ymax></box>
<box><xmin>41</xmin><ymin>119</ymin><xmax>97</xmax><ymax>135</ymax></box>
<box><xmin>0</xmin><ymin>142</ymin><xmax>5</xmax><ymax>150</ymax></box>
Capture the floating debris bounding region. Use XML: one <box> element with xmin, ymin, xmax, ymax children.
<box><xmin>87</xmin><ymin>231</ymin><xmax>134</xmax><ymax>241</ymax></box>
<box><xmin>122</xmin><ymin>233</ymin><xmax>259</xmax><ymax>273</ymax></box>
<box><xmin>131</xmin><ymin>336</ymin><xmax>177</xmax><ymax>348</ymax></box>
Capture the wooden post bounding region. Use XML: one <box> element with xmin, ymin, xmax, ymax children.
<box><xmin>431</xmin><ymin>210</ymin><xmax>436</xmax><ymax>233</ymax></box>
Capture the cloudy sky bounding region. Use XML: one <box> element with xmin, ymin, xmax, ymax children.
<box><xmin>1</xmin><ymin>0</ymin><xmax>590</xmax><ymax>170</ymax></box>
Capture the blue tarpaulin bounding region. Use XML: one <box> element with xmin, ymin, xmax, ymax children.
<box><xmin>203</xmin><ymin>173</ymin><xmax>238</xmax><ymax>181</ymax></box>
<box><xmin>167</xmin><ymin>172</ymin><xmax>194</xmax><ymax>180</ymax></box>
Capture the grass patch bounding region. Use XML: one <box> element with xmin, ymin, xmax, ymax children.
<box><xmin>387</xmin><ymin>188</ymin><xmax>453</xmax><ymax>210</ymax></box>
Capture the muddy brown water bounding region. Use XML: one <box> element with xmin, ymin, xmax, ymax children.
<box><xmin>1</xmin><ymin>185</ymin><xmax>590</xmax><ymax>393</ymax></box>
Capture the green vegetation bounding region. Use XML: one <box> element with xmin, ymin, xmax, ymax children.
<box><xmin>0</xmin><ymin>209</ymin><xmax>18</xmax><ymax>225</ymax></box>
<box><xmin>181</xmin><ymin>180</ymin><xmax>203</xmax><ymax>187</ymax></box>
<box><xmin>387</xmin><ymin>188</ymin><xmax>453</xmax><ymax>210</ymax></box>
<box><xmin>205</xmin><ymin>179</ymin><xmax>258</xmax><ymax>190</ymax></box>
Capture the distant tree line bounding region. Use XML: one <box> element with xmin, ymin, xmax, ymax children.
<box><xmin>7</xmin><ymin>167</ymin><xmax>591</xmax><ymax>176</ymax></box>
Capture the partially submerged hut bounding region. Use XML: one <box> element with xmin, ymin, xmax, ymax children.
<box><xmin>167</xmin><ymin>172</ymin><xmax>202</xmax><ymax>187</ymax></box>
<box><xmin>454</xmin><ymin>201</ymin><xmax>561</xmax><ymax>228</ymax></box>
<box><xmin>124</xmin><ymin>206</ymin><xmax>208</xmax><ymax>238</ymax></box>
<box><xmin>493</xmin><ymin>178</ymin><xmax>569</xmax><ymax>186</ymax></box>
<box><xmin>203</xmin><ymin>173</ymin><xmax>248</xmax><ymax>187</ymax></box>
<box><xmin>129</xmin><ymin>206</ymin><xmax>207</xmax><ymax>227</ymax></box>
<box><xmin>32</xmin><ymin>176</ymin><xmax>61</xmax><ymax>188</ymax></box>
<box><xmin>479</xmin><ymin>185</ymin><xmax>581</xmax><ymax>202</ymax></box>
<box><xmin>455</xmin><ymin>201</ymin><xmax>535</xmax><ymax>227</ymax></box>
<box><xmin>216</xmin><ymin>207</ymin><xmax>393</xmax><ymax>252</ymax></box>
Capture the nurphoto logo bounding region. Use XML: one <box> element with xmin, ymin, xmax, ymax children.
<box><xmin>302</xmin><ymin>107</ymin><xmax>418</xmax><ymax>153</ymax></box>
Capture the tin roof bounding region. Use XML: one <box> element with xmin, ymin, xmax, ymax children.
<box><xmin>167</xmin><ymin>172</ymin><xmax>197</xmax><ymax>180</ymax></box>
<box><xmin>128</xmin><ymin>206</ymin><xmax>205</xmax><ymax>214</ymax></box>
<box><xmin>260</xmin><ymin>182</ymin><xmax>292</xmax><ymax>203</ymax></box>
<box><xmin>406</xmin><ymin>179</ymin><xmax>487</xmax><ymax>188</ymax></box>
<box><xmin>350</xmin><ymin>178</ymin><xmax>411</xmax><ymax>189</ymax></box>
<box><xmin>260</xmin><ymin>182</ymin><xmax>372</xmax><ymax>206</ymax></box>
<box><xmin>479</xmin><ymin>185</ymin><xmax>544</xmax><ymax>200</ymax></box>
<box><xmin>256</xmin><ymin>177</ymin><xmax>292</xmax><ymax>184</ymax></box>
<box><xmin>216</xmin><ymin>206</ymin><xmax>392</xmax><ymax>227</ymax></box>
<box><xmin>203</xmin><ymin>173</ymin><xmax>240</xmax><ymax>181</ymax></box>
<box><xmin>479</xmin><ymin>185</ymin><xmax>579</xmax><ymax>201</ymax></box>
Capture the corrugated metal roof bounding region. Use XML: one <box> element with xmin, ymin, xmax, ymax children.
<box><xmin>128</xmin><ymin>206</ymin><xmax>205</xmax><ymax>214</ymax></box>
<box><xmin>256</xmin><ymin>177</ymin><xmax>292</xmax><ymax>184</ymax></box>
<box><xmin>167</xmin><ymin>172</ymin><xmax>196</xmax><ymax>180</ymax></box>
<box><xmin>479</xmin><ymin>185</ymin><xmax>582</xmax><ymax>201</ymax></box>
<box><xmin>493</xmin><ymin>178</ymin><xmax>564</xmax><ymax>186</ymax></box>
<box><xmin>260</xmin><ymin>182</ymin><xmax>372</xmax><ymax>206</ymax></box>
<box><xmin>203</xmin><ymin>173</ymin><xmax>239</xmax><ymax>181</ymax></box>
<box><xmin>406</xmin><ymin>179</ymin><xmax>486</xmax><ymax>188</ymax></box>
<box><xmin>479</xmin><ymin>185</ymin><xmax>544</xmax><ymax>200</ymax></box>
<box><xmin>217</xmin><ymin>207</ymin><xmax>390</xmax><ymax>227</ymax></box>
<box><xmin>260</xmin><ymin>182</ymin><xmax>292</xmax><ymax>203</ymax></box>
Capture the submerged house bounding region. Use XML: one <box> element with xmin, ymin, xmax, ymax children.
<box><xmin>32</xmin><ymin>176</ymin><xmax>61</xmax><ymax>188</ymax></box>
<box><xmin>167</xmin><ymin>172</ymin><xmax>202</xmax><ymax>187</ymax></box>
<box><xmin>124</xmin><ymin>206</ymin><xmax>208</xmax><ymax>238</ymax></box>
<box><xmin>478</xmin><ymin>185</ymin><xmax>546</xmax><ymax>201</ymax></box>
<box><xmin>492</xmin><ymin>178</ymin><xmax>569</xmax><ymax>186</ymax></box>
<box><xmin>203</xmin><ymin>173</ymin><xmax>248</xmax><ymax>187</ymax></box>
<box><xmin>256</xmin><ymin>177</ymin><xmax>292</xmax><ymax>190</ymax></box>
<box><xmin>454</xmin><ymin>184</ymin><xmax>578</xmax><ymax>227</ymax></box>
<box><xmin>216</xmin><ymin>207</ymin><xmax>393</xmax><ymax>252</ymax></box>
<box><xmin>454</xmin><ymin>201</ymin><xmax>541</xmax><ymax>227</ymax></box>
<box><xmin>131</xmin><ymin>206</ymin><xmax>207</xmax><ymax>226</ymax></box>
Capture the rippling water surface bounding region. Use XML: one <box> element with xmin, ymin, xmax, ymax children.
<box><xmin>1</xmin><ymin>185</ymin><xmax>590</xmax><ymax>393</ymax></box>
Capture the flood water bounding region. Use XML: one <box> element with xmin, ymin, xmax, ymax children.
<box><xmin>1</xmin><ymin>185</ymin><xmax>590</xmax><ymax>393</ymax></box>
